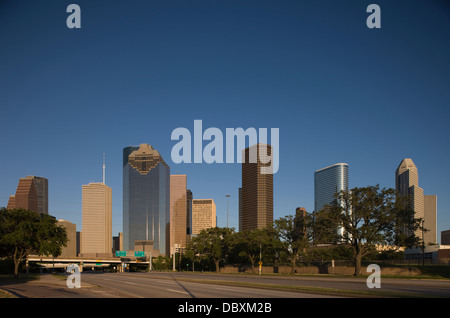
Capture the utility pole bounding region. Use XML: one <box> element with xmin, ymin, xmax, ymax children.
<box><xmin>422</xmin><ymin>220</ymin><xmax>425</xmax><ymax>266</ymax></box>
<box><xmin>225</xmin><ymin>194</ymin><xmax>230</xmax><ymax>228</ymax></box>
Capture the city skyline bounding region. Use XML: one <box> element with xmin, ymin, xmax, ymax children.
<box><xmin>0</xmin><ymin>1</ymin><xmax>449</xmax><ymax>243</ymax></box>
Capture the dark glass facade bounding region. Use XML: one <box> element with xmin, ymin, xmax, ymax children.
<box><xmin>123</xmin><ymin>144</ymin><xmax>170</xmax><ymax>256</ymax></box>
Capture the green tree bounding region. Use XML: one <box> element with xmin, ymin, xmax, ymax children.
<box><xmin>0</xmin><ymin>208</ymin><xmax>68</xmax><ymax>277</ymax></box>
<box><xmin>231</xmin><ymin>228</ymin><xmax>276</xmax><ymax>273</ymax></box>
<box><xmin>313</xmin><ymin>185</ymin><xmax>422</xmax><ymax>276</ymax></box>
<box><xmin>274</xmin><ymin>211</ymin><xmax>312</xmax><ymax>274</ymax></box>
<box><xmin>186</xmin><ymin>227</ymin><xmax>234</xmax><ymax>273</ymax></box>
<box><xmin>152</xmin><ymin>255</ymin><xmax>170</xmax><ymax>270</ymax></box>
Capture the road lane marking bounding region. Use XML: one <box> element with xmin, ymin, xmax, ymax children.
<box><xmin>166</xmin><ymin>288</ymin><xmax>189</xmax><ymax>295</ymax></box>
<box><xmin>122</xmin><ymin>281</ymin><xmax>138</xmax><ymax>285</ymax></box>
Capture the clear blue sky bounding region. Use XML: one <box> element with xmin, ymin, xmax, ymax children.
<box><xmin>1</xmin><ymin>0</ymin><xmax>449</xmax><ymax>242</ymax></box>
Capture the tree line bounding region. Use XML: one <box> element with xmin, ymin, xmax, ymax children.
<box><xmin>183</xmin><ymin>185</ymin><xmax>423</xmax><ymax>276</ymax></box>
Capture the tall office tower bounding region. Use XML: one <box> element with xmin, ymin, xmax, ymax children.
<box><xmin>7</xmin><ymin>178</ymin><xmax>37</xmax><ymax>211</ymax></box>
<box><xmin>396</xmin><ymin>158</ymin><xmax>424</xmax><ymax>225</ymax></box>
<box><xmin>170</xmin><ymin>175</ymin><xmax>188</xmax><ymax>254</ymax></box>
<box><xmin>26</xmin><ymin>176</ymin><xmax>48</xmax><ymax>215</ymax></box>
<box><xmin>241</xmin><ymin>144</ymin><xmax>274</xmax><ymax>231</ymax></box>
<box><xmin>81</xmin><ymin>182</ymin><xmax>112</xmax><ymax>257</ymax></box>
<box><xmin>123</xmin><ymin>144</ymin><xmax>170</xmax><ymax>256</ymax></box>
<box><xmin>314</xmin><ymin>163</ymin><xmax>349</xmax><ymax>213</ymax></box>
<box><xmin>314</xmin><ymin>163</ymin><xmax>348</xmax><ymax>237</ymax></box>
<box><xmin>192</xmin><ymin>199</ymin><xmax>216</xmax><ymax>235</ymax></box>
<box><xmin>7</xmin><ymin>176</ymin><xmax>49</xmax><ymax>214</ymax></box>
<box><xmin>395</xmin><ymin>158</ymin><xmax>424</xmax><ymax>240</ymax></box>
<box><xmin>424</xmin><ymin>195</ymin><xmax>437</xmax><ymax>245</ymax></box>
<box><xmin>395</xmin><ymin>158</ymin><xmax>436</xmax><ymax>244</ymax></box>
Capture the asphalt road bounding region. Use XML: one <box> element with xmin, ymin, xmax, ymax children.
<box><xmin>80</xmin><ymin>272</ymin><xmax>342</xmax><ymax>298</ymax></box>
<box><xmin>145</xmin><ymin>271</ymin><xmax>450</xmax><ymax>297</ymax></box>
<box><xmin>1</xmin><ymin>271</ymin><xmax>449</xmax><ymax>299</ymax></box>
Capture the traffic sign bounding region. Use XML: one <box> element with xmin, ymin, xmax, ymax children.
<box><xmin>135</xmin><ymin>251</ymin><xmax>145</xmax><ymax>257</ymax></box>
<box><xmin>115</xmin><ymin>251</ymin><xmax>126</xmax><ymax>257</ymax></box>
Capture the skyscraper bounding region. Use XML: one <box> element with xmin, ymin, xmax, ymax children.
<box><xmin>28</xmin><ymin>176</ymin><xmax>48</xmax><ymax>215</ymax></box>
<box><xmin>81</xmin><ymin>182</ymin><xmax>112</xmax><ymax>257</ymax></box>
<box><xmin>170</xmin><ymin>174</ymin><xmax>188</xmax><ymax>254</ymax></box>
<box><xmin>395</xmin><ymin>158</ymin><xmax>437</xmax><ymax>244</ymax></box>
<box><xmin>192</xmin><ymin>199</ymin><xmax>216</xmax><ymax>235</ymax></box>
<box><xmin>7</xmin><ymin>176</ymin><xmax>48</xmax><ymax>215</ymax></box>
<box><xmin>396</xmin><ymin>158</ymin><xmax>423</xmax><ymax>239</ymax></box>
<box><xmin>314</xmin><ymin>163</ymin><xmax>348</xmax><ymax>237</ymax></box>
<box><xmin>314</xmin><ymin>163</ymin><xmax>349</xmax><ymax>213</ymax></box>
<box><xmin>424</xmin><ymin>195</ymin><xmax>437</xmax><ymax>245</ymax></box>
<box><xmin>123</xmin><ymin>144</ymin><xmax>170</xmax><ymax>256</ymax></box>
<box><xmin>241</xmin><ymin>144</ymin><xmax>274</xmax><ymax>231</ymax></box>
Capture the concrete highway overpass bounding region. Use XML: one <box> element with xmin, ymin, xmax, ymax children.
<box><xmin>26</xmin><ymin>255</ymin><xmax>150</xmax><ymax>271</ymax></box>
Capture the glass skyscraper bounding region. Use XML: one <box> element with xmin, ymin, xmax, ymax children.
<box><xmin>314</xmin><ymin>163</ymin><xmax>348</xmax><ymax>238</ymax></box>
<box><xmin>314</xmin><ymin>163</ymin><xmax>349</xmax><ymax>213</ymax></box>
<box><xmin>123</xmin><ymin>144</ymin><xmax>170</xmax><ymax>256</ymax></box>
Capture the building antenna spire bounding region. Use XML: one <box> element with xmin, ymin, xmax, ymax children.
<box><xmin>103</xmin><ymin>152</ymin><xmax>106</xmax><ymax>184</ymax></box>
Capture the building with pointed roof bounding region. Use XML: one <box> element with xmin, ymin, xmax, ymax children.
<box><xmin>395</xmin><ymin>158</ymin><xmax>436</xmax><ymax>244</ymax></box>
<box><xmin>123</xmin><ymin>144</ymin><xmax>170</xmax><ymax>256</ymax></box>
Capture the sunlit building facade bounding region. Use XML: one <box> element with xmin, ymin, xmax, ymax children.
<box><xmin>241</xmin><ymin>144</ymin><xmax>274</xmax><ymax>231</ymax></box>
<box><xmin>192</xmin><ymin>199</ymin><xmax>216</xmax><ymax>235</ymax></box>
<box><xmin>170</xmin><ymin>174</ymin><xmax>188</xmax><ymax>254</ymax></box>
<box><xmin>396</xmin><ymin>158</ymin><xmax>437</xmax><ymax>244</ymax></box>
<box><xmin>81</xmin><ymin>182</ymin><xmax>112</xmax><ymax>257</ymax></box>
<box><xmin>7</xmin><ymin>176</ymin><xmax>48</xmax><ymax>215</ymax></box>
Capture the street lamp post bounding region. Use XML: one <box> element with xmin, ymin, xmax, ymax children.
<box><xmin>422</xmin><ymin>220</ymin><xmax>425</xmax><ymax>266</ymax></box>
